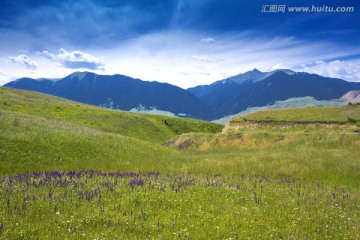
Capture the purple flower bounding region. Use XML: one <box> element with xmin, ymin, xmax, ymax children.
<box><xmin>129</xmin><ymin>179</ymin><xmax>144</xmax><ymax>188</ymax></box>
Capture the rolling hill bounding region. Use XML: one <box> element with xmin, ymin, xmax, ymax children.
<box><xmin>0</xmin><ymin>87</ymin><xmax>222</xmax><ymax>143</ymax></box>
<box><xmin>230</xmin><ymin>104</ymin><xmax>360</xmax><ymax>124</ymax></box>
<box><xmin>0</xmin><ymin>87</ymin><xmax>223</xmax><ymax>174</ymax></box>
<box><xmin>0</xmin><ymin>87</ymin><xmax>224</xmax><ymax>174</ymax></box>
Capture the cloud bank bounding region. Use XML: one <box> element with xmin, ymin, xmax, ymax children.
<box><xmin>41</xmin><ymin>48</ymin><xmax>105</xmax><ymax>70</ymax></box>
<box><xmin>297</xmin><ymin>59</ymin><xmax>360</xmax><ymax>82</ymax></box>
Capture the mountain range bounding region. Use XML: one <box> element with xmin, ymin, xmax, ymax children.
<box><xmin>4</xmin><ymin>72</ymin><xmax>217</xmax><ymax>120</ymax></box>
<box><xmin>4</xmin><ymin>69</ymin><xmax>360</xmax><ymax>121</ymax></box>
<box><xmin>188</xmin><ymin>69</ymin><xmax>360</xmax><ymax>117</ymax></box>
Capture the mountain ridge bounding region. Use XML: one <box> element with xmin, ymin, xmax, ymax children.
<box><xmin>187</xmin><ymin>68</ymin><xmax>296</xmax><ymax>98</ymax></box>
<box><xmin>188</xmin><ymin>69</ymin><xmax>360</xmax><ymax>117</ymax></box>
<box><xmin>5</xmin><ymin>72</ymin><xmax>218</xmax><ymax>120</ymax></box>
<box><xmin>4</xmin><ymin>69</ymin><xmax>360</xmax><ymax>121</ymax></box>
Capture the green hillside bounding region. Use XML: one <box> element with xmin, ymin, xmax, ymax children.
<box><xmin>0</xmin><ymin>110</ymin><xmax>175</xmax><ymax>174</ymax></box>
<box><xmin>231</xmin><ymin>104</ymin><xmax>360</xmax><ymax>124</ymax></box>
<box><xmin>0</xmin><ymin>87</ymin><xmax>221</xmax><ymax>174</ymax></box>
<box><xmin>0</xmin><ymin>87</ymin><xmax>222</xmax><ymax>144</ymax></box>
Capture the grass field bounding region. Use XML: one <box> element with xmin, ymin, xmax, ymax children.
<box><xmin>1</xmin><ymin>171</ymin><xmax>358</xmax><ymax>239</ymax></box>
<box><xmin>0</xmin><ymin>87</ymin><xmax>359</xmax><ymax>239</ymax></box>
<box><xmin>231</xmin><ymin>104</ymin><xmax>360</xmax><ymax>124</ymax></box>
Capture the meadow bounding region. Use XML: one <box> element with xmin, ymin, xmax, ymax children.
<box><xmin>0</xmin><ymin>87</ymin><xmax>359</xmax><ymax>239</ymax></box>
<box><xmin>1</xmin><ymin>170</ymin><xmax>358</xmax><ymax>239</ymax></box>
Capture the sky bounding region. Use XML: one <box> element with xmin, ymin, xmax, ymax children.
<box><xmin>0</xmin><ymin>0</ymin><xmax>359</xmax><ymax>88</ymax></box>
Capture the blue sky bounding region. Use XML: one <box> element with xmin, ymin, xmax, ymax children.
<box><xmin>0</xmin><ymin>0</ymin><xmax>359</xmax><ymax>88</ymax></box>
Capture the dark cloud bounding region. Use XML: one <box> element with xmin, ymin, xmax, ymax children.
<box><xmin>0</xmin><ymin>0</ymin><xmax>177</xmax><ymax>48</ymax></box>
<box><xmin>0</xmin><ymin>0</ymin><xmax>359</xmax><ymax>49</ymax></box>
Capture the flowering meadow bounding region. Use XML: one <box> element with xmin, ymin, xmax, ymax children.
<box><xmin>1</xmin><ymin>170</ymin><xmax>359</xmax><ymax>239</ymax></box>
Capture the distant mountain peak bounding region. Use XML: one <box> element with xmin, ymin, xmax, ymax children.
<box><xmin>219</xmin><ymin>68</ymin><xmax>296</xmax><ymax>85</ymax></box>
<box><xmin>222</xmin><ymin>69</ymin><xmax>267</xmax><ymax>84</ymax></box>
<box><xmin>67</xmin><ymin>71</ymin><xmax>94</xmax><ymax>80</ymax></box>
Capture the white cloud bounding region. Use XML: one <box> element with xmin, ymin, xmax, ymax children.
<box><xmin>10</xmin><ymin>54</ymin><xmax>38</xmax><ymax>69</ymax></box>
<box><xmin>192</xmin><ymin>55</ymin><xmax>210</xmax><ymax>62</ymax></box>
<box><xmin>192</xmin><ymin>55</ymin><xmax>223</xmax><ymax>63</ymax></box>
<box><xmin>271</xmin><ymin>63</ymin><xmax>290</xmax><ymax>70</ymax></box>
<box><xmin>296</xmin><ymin>59</ymin><xmax>360</xmax><ymax>82</ymax></box>
<box><xmin>41</xmin><ymin>48</ymin><xmax>105</xmax><ymax>70</ymax></box>
<box><xmin>201</xmin><ymin>37</ymin><xmax>216</xmax><ymax>43</ymax></box>
<box><xmin>0</xmin><ymin>71</ymin><xmax>9</xmax><ymax>85</ymax></box>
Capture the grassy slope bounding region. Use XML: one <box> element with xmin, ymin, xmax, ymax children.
<box><xmin>0</xmin><ymin>110</ymin><xmax>179</xmax><ymax>174</ymax></box>
<box><xmin>231</xmin><ymin>105</ymin><xmax>360</xmax><ymax>124</ymax></box>
<box><xmin>0</xmin><ymin>87</ymin><xmax>221</xmax><ymax>174</ymax></box>
<box><xmin>0</xmin><ymin>87</ymin><xmax>222</xmax><ymax>144</ymax></box>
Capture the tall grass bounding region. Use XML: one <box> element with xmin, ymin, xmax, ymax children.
<box><xmin>0</xmin><ymin>171</ymin><xmax>358</xmax><ymax>239</ymax></box>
